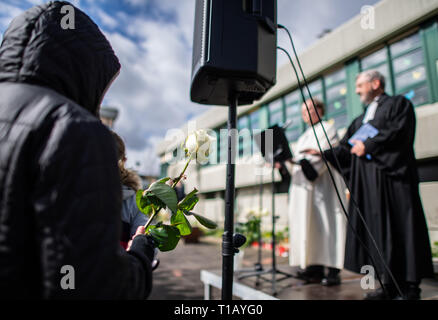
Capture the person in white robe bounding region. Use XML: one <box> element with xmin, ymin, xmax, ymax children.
<box><xmin>281</xmin><ymin>98</ymin><xmax>348</xmax><ymax>286</ymax></box>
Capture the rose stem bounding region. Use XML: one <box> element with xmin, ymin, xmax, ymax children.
<box><xmin>171</xmin><ymin>156</ymin><xmax>192</xmax><ymax>188</ymax></box>
<box><xmin>144</xmin><ymin>206</ymin><xmax>159</xmax><ymax>230</ymax></box>
<box><xmin>143</xmin><ymin>156</ymin><xmax>192</xmax><ymax>232</ymax></box>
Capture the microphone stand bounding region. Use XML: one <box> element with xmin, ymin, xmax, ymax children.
<box><xmin>234</xmin><ymin>171</ymin><xmax>265</xmax><ymax>285</ymax></box>
<box><xmin>235</xmin><ymin>143</ymin><xmax>294</xmax><ymax>296</ymax></box>
<box><xmin>221</xmin><ymin>94</ymin><xmax>237</xmax><ymax>300</ymax></box>
<box><xmin>221</xmin><ymin>93</ymin><xmax>247</xmax><ymax>300</ymax></box>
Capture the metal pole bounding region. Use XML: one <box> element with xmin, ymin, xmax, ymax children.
<box><xmin>257</xmin><ymin>174</ymin><xmax>263</xmax><ymax>268</ymax></box>
<box><xmin>271</xmin><ymin>165</ymin><xmax>277</xmax><ymax>294</ymax></box>
<box><xmin>221</xmin><ymin>94</ymin><xmax>237</xmax><ymax>300</ymax></box>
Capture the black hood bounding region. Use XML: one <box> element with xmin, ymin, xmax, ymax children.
<box><xmin>0</xmin><ymin>1</ymin><xmax>121</xmax><ymax>116</ymax></box>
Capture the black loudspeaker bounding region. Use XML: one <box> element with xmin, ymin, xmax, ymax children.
<box><xmin>190</xmin><ymin>0</ymin><xmax>277</xmax><ymax>106</ymax></box>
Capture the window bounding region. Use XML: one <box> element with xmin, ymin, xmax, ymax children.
<box><xmin>159</xmin><ymin>162</ymin><xmax>169</xmax><ymax>179</ymax></box>
<box><xmin>361</xmin><ymin>47</ymin><xmax>387</xmax><ymax>69</ymax></box>
<box><xmin>207</xmin><ymin>29</ymin><xmax>435</xmax><ymax>168</ymax></box>
<box><xmin>238</xmin><ymin>115</ymin><xmax>251</xmax><ymax>158</ymax></box>
<box><xmin>249</xmin><ymin>109</ymin><xmax>261</xmax><ymax>156</ymax></box>
<box><xmin>258</xmin><ymin>105</ymin><xmax>269</xmax><ymax>130</ymax></box>
<box><xmin>284</xmin><ymin>89</ymin><xmax>303</xmax><ymax>143</ymax></box>
<box><xmin>394</xmin><ymin>65</ymin><xmax>426</xmax><ymax>88</ymax></box>
<box><xmin>285</xmin><ymin>101</ymin><xmax>301</xmax><ymax>128</ymax></box>
<box><xmin>325</xmin><ymin>83</ymin><xmax>348</xmax><ymax>113</ymax></box>
<box><xmin>392</xmin><ymin>49</ymin><xmax>424</xmax><ymax>74</ymax></box>
<box><xmin>268</xmin><ymin>99</ymin><xmax>284</xmax><ymax>126</ymax></box>
<box><xmin>360</xmin><ymin>47</ymin><xmax>393</xmax><ymax>95</ymax></box>
<box><xmin>207</xmin><ymin>129</ymin><xmax>219</xmax><ymax>166</ymax></box>
<box><xmin>200</xmin><ymin>128</ymin><xmax>220</xmax><ymax>167</ymax></box>
<box><xmin>390</xmin><ymin>32</ymin><xmax>422</xmax><ymax>56</ymax></box>
<box><xmin>390</xmin><ymin>32</ymin><xmax>429</xmax><ymax>106</ymax></box>
<box><xmin>249</xmin><ymin>109</ymin><xmax>260</xmax><ymax>129</ymax></box>
<box><xmin>360</xmin><ymin>31</ymin><xmax>430</xmax><ymax>107</ymax></box>
<box><xmin>219</xmin><ymin>124</ymin><xmax>228</xmax><ymax>164</ymax></box>
<box><xmin>303</xmin><ymin>79</ymin><xmax>323</xmax><ymax>101</ymax></box>
<box><xmin>403</xmin><ymin>85</ymin><xmax>429</xmax><ymax>106</ymax></box>
<box><xmin>284</xmin><ymin>90</ymin><xmax>300</xmax><ymax>106</ymax></box>
<box><xmin>323</xmin><ymin>68</ymin><xmax>349</xmax><ymax>130</ymax></box>
<box><xmin>325</xmin><ymin>69</ymin><xmax>346</xmax><ymax>86</ymax></box>
<box><xmin>238</xmin><ymin>115</ymin><xmax>249</xmax><ymax>130</ymax></box>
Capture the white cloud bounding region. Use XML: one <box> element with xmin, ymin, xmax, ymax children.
<box><xmin>104</xmin><ymin>25</ymin><xmax>198</xmax><ymax>133</ymax></box>
<box><xmin>0</xmin><ymin>0</ymin><xmax>379</xmax><ymax>177</ymax></box>
<box><xmin>123</xmin><ymin>0</ymin><xmax>144</xmax><ymax>7</ymax></box>
<box><xmin>120</xmin><ymin>134</ymin><xmax>162</xmax><ymax>177</ymax></box>
<box><xmin>0</xmin><ymin>2</ymin><xmax>24</xmax><ymax>42</ymax></box>
<box><xmin>0</xmin><ymin>3</ymin><xmax>24</xmax><ymax>22</ymax></box>
<box><xmin>276</xmin><ymin>0</ymin><xmax>379</xmax><ymax>65</ymax></box>
<box><xmin>93</xmin><ymin>7</ymin><xmax>118</xmax><ymax>29</ymax></box>
<box><xmin>102</xmin><ymin>7</ymin><xmax>199</xmax><ymax>176</ymax></box>
<box><xmin>25</xmin><ymin>0</ymin><xmax>46</xmax><ymax>5</ymax></box>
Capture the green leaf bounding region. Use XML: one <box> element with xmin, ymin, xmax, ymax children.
<box><xmin>171</xmin><ymin>210</ymin><xmax>192</xmax><ymax>236</ymax></box>
<box><xmin>148</xmin><ymin>181</ymin><xmax>178</xmax><ymax>214</ymax></box>
<box><xmin>147</xmin><ymin>194</ymin><xmax>166</xmax><ymax>209</ymax></box>
<box><xmin>146</xmin><ymin>224</ymin><xmax>181</xmax><ymax>252</ymax></box>
<box><xmin>189</xmin><ymin>212</ymin><xmax>217</xmax><ymax>229</ymax></box>
<box><xmin>156</xmin><ymin>177</ymin><xmax>170</xmax><ymax>184</ymax></box>
<box><xmin>178</xmin><ymin>188</ymin><xmax>199</xmax><ymax>212</ymax></box>
<box><xmin>136</xmin><ymin>190</ymin><xmax>153</xmax><ymax>215</ymax></box>
<box><xmin>145</xmin><ymin>224</ymin><xmax>165</xmax><ymax>242</ymax></box>
<box><xmin>180</xmin><ymin>187</ymin><xmax>198</xmax><ymax>202</ymax></box>
<box><xmin>136</xmin><ymin>190</ymin><xmax>146</xmax><ymax>208</ymax></box>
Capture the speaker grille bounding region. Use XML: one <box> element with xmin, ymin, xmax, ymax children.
<box><xmin>192</xmin><ymin>0</ymin><xmax>210</xmax><ymax>74</ymax></box>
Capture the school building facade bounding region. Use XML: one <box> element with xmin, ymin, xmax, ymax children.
<box><xmin>156</xmin><ymin>0</ymin><xmax>438</xmax><ymax>248</ymax></box>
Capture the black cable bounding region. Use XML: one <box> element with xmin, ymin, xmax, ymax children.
<box><xmin>277</xmin><ymin>45</ymin><xmax>386</xmax><ymax>296</ymax></box>
<box><xmin>276</xmin><ymin>27</ymin><xmax>403</xmax><ymax>298</ymax></box>
<box><xmin>277</xmin><ymin>23</ymin><xmax>403</xmax><ymax>297</ymax></box>
<box><xmin>279</xmin><ymin>29</ymin><xmax>404</xmax><ymax>298</ymax></box>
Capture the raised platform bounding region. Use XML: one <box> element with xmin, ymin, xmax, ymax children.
<box><xmin>201</xmin><ymin>270</ymin><xmax>278</xmax><ymax>300</ymax></box>
<box><xmin>201</xmin><ymin>266</ymin><xmax>438</xmax><ymax>300</ymax></box>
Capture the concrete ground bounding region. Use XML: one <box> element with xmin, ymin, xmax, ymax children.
<box><xmin>148</xmin><ymin>237</ymin><xmax>222</xmax><ymax>300</ymax></box>
<box><xmin>148</xmin><ymin>236</ymin><xmax>438</xmax><ymax>300</ymax></box>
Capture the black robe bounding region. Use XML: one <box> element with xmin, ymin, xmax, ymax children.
<box><xmin>324</xmin><ymin>93</ymin><xmax>434</xmax><ymax>284</ymax></box>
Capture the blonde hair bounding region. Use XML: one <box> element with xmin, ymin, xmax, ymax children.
<box><xmin>111</xmin><ymin>131</ymin><xmax>142</xmax><ymax>191</ymax></box>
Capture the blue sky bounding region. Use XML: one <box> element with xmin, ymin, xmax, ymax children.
<box><xmin>0</xmin><ymin>0</ymin><xmax>379</xmax><ymax>175</ymax></box>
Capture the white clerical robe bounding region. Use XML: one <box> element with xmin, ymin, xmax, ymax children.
<box><xmin>286</xmin><ymin>120</ymin><xmax>348</xmax><ymax>270</ymax></box>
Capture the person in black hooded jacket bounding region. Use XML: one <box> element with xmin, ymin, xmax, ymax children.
<box><xmin>0</xmin><ymin>1</ymin><xmax>155</xmax><ymax>299</ymax></box>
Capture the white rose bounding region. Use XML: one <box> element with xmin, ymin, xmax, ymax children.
<box><xmin>185</xmin><ymin>129</ymin><xmax>213</xmax><ymax>164</ymax></box>
<box><xmin>196</xmin><ymin>129</ymin><xmax>207</xmax><ymax>143</ymax></box>
<box><xmin>185</xmin><ymin>133</ymin><xmax>198</xmax><ymax>155</ymax></box>
<box><xmin>196</xmin><ymin>138</ymin><xmax>211</xmax><ymax>164</ymax></box>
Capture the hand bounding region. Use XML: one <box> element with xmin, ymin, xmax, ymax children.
<box><xmin>350</xmin><ymin>140</ymin><xmax>366</xmax><ymax>157</ymax></box>
<box><xmin>300</xmin><ymin>149</ymin><xmax>321</xmax><ymax>156</ymax></box>
<box><xmin>128</xmin><ymin>226</ymin><xmax>159</xmax><ymax>270</ymax></box>
<box><xmin>128</xmin><ymin>233</ymin><xmax>157</xmax><ymax>265</ymax></box>
<box><xmin>126</xmin><ymin>226</ymin><xmax>145</xmax><ymax>251</ymax></box>
<box><xmin>274</xmin><ymin>162</ymin><xmax>282</xmax><ymax>169</ymax></box>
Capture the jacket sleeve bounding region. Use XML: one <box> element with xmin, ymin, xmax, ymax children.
<box><xmin>31</xmin><ymin>112</ymin><xmax>152</xmax><ymax>299</ymax></box>
<box><xmin>363</xmin><ymin>96</ymin><xmax>415</xmax><ymax>156</ymax></box>
<box><xmin>322</xmin><ymin>120</ymin><xmax>358</xmax><ymax>179</ymax></box>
